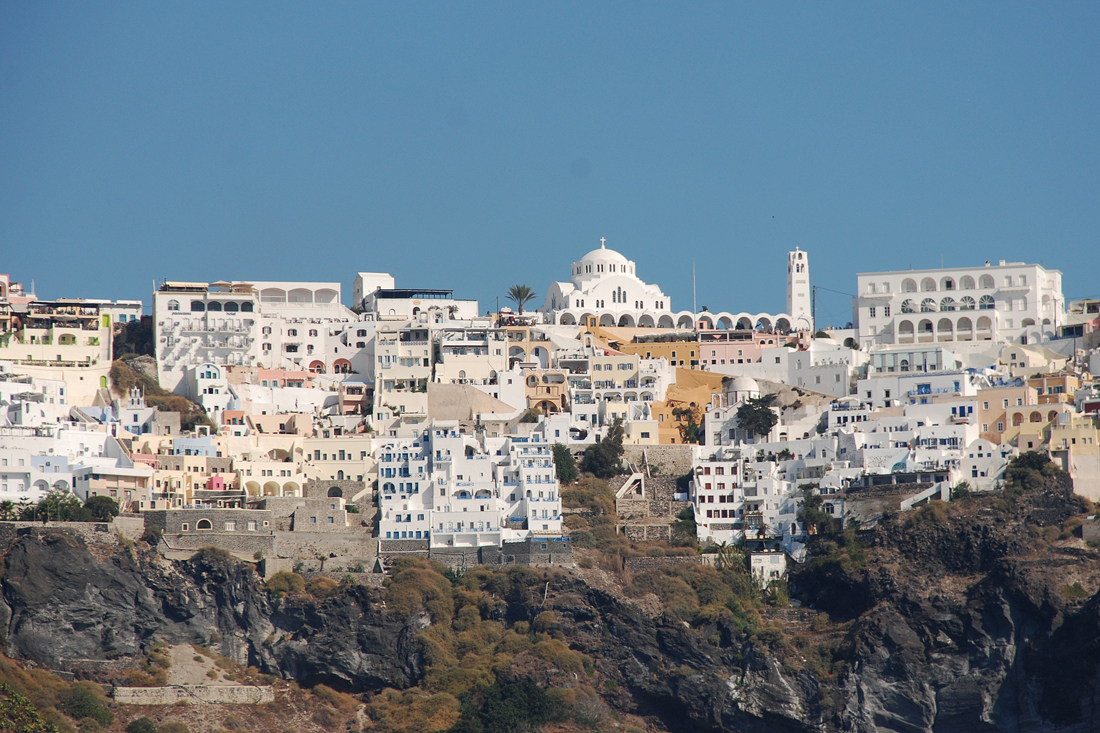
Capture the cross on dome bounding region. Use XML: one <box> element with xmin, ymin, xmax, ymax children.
<box><xmin>600</xmin><ymin>237</ymin><xmax>606</xmax><ymax>248</ymax></box>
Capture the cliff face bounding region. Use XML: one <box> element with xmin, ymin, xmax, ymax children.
<box><xmin>1</xmin><ymin>474</ymin><xmax>1098</xmax><ymax>733</ymax></box>
<box><xmin>0</xmin><ymin>535</ymin><xmax>424</xmax><ymax>691</ymax></box>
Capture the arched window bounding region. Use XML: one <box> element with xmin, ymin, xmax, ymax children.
<box><xmin>224</xmin><ymin>302</ymin><xmax>239</xmax><ymax>312</ymax></box>
<box><xmin>196</xmin><ymin>519</ymin><xmax>212</xmax><ymax>530</ymax></box>
<box><xmin>328</xmin><ymin>486</ymin><xmax>343</xmax><ymax>497</ymax></box>
<box><xmin>960</xmin><ymin>276</ymin><xmax>975</xmax><ymax>290</ymax></box>
<box><xmin>240</xmin><ymin>302</ymin><xmax>254</xmax><ymax>312</ymax></box>
<box><xmin>1012</xmin><ymin>413</ymin><xmax>1023</xmax><ymax>427</ymax></box>
<box><xmin>899</xmin><ymin>358</ymin><xmax>910</xmax><ymax>371</ymax></box>
<box><xmin>979</xmin><ymin>295</ymin><xmax>995</xmax><ymax>310</ymax></box>
<box><xmin>959</xmin><ymin>296</ymin><xmax>976</xmax><ymax>310</ymax></box>
<box><xmin>979</xmin><ymin>274</ymin><xmax>994</xmax><ymax>289</ymax></box>
<box><xmin>900</xmin><ymin>299</ymin><xmax>915</xmax><ymax>314</ymax></box>
<box><xmin>207</xmin><ymin>301</ymin><xmax>222</xmax><ymax>311</ymax></box>
<box><xmin>940</xmin><ymin>277</ymin><xmax>955</xmax><ymax>291</ymax></box>
<box><xmin>191</xmin><ymin>301</ymin><xmax>206</xmax><ymax>312</ymax></box>
<box><xmin>940</xmin><ymin>298</ymin><xmax>956</xmax><ymax>311</ymax></box>
<box><xmin>1029</xmin><ymin>411</ymin><xmax>1042</xmax><ymax>423</ymax></box>
<box><xmin>921</xmin><ymin>278</ymin><xmax>937</xmax><ymax>292</ymax></box>
<box><xmin>167</xmin><ymin>300</ymin><xmax>180</xmax><ymax>311</ymax></box>
<box><xmin>921</xmin><ymin>298</ymin><xmax>937</xmax><ymax>313</ymax></box>
<box><xmin>902</xmin><ymin>278</ymin><xmax>917</xmax><ymax>293</ymax></box>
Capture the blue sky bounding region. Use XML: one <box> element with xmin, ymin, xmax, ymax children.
<box><xmin>1</xmin><ymin>3</ymin><xmax>1097</xmax><ymax>327</ymax></box>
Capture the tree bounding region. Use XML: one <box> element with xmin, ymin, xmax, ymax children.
<box><xmin>506</xmin><ymin>284</ymin><xmax>537</xmax><ymax>314</ymax></box>
<box><xmin>797</xmin><ymin>486</ymin><xmax>839</xmax><ymax>535</ymax></box>
<box><xmin>84</xmin><ymin>495</ymin><xmax>119</xmax><ymax>521</ymax></box>
<box><xmin>579</xmin><ymin>418</ymin><xmax>625</xmax><ymax>478</ymax></box>
<box><xmin>673</xmin><ymin>404</ymin><xmax>703</xmax><ymax>444</ymax></box>
<box><xmin>0</xmin><ymin>500</ymin><xmax>14</xmax><ymax>520</ymax></box>
<box><xmin>736</xmin><ymin>394</ymin><xmax>778</xmax><ymax>441</ymax></box>
<box><xmin>552</xmin><ymin>443</ymin><xmax>578</xmax><ymax>485</ymax></box>
<box><xmin>36</xmin><ymin>489</ymin><xmax>89</xmax><ymax>522</ymax></box>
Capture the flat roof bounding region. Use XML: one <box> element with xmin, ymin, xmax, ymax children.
<box><xmin>857</xmin><ymin>262</ymin><xmax>1061</xmax><ymax>277</ymax></box>
<box><xmin>374</xmin><ymin>289</ymin><xmax>454</xmax><ymax>299</ymax></box>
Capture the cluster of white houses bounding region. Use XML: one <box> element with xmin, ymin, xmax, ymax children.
<box><xmin>2</xmin><ymin>240</ymin><xmax>1099</xmax><ymax>570</ymax></box>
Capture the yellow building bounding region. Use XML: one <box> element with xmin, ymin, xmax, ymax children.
<box><xmin>976</xmin><ymin>384</ymin><xmax>1039</xmax><ymax>445</ymax></box>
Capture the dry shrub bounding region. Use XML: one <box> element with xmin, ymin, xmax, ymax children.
<box><xmin>367</xmin><ymin>689</ymin><xmax>461</xmax><ymax>733</ymax></box>
<box><xmin>385</xmin><ymin>558</ymin><xmax>454</xmax><ymax>623</ymax></box>
<box><xmin>532</xmin><ymin>611</ymin><xmax>558</xmax><ymax>633</ymax></box>
<box><xmin>306</xmin><ymin>576</ymin><xmax>341</xmax><ymax>599</ymax></box>
<box><xmin>531</xmin><ymin>639</ymin><xmax>589</xmax><ymax>675</ymax></box>
<box><xmin>160</xmin><ymin>722</ymin><xmax>192</xmax><ymax>733</ymax></box>
<box><xmin>266</xmin><ymin>571</ymin><xmax>305</xmax><ymax>594</ymax></box>
<box><xmin>313</xmin><ymin>683</ymin><xmax>359</xmax><ymax>713</ymax></box>
<box><xmin>1061</xmin><ymin>516</ymin><xmax>1083</xmax><ymax>539</ymax></box>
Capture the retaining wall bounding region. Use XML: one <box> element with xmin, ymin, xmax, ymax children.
<box><xmin>624</xmin><ymin>555</ymin><xmax>703</xmax><ymax>573</ymax></box>
<box><xmin>113</xmin><ymin>685</ymin><xmax>274</xmax><ymax>705</ymax></box>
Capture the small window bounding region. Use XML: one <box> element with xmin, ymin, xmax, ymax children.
<box><xmin>181</xmin><ymin>522</ymin><xmax>189</xmax><ymax>531</ymax></box>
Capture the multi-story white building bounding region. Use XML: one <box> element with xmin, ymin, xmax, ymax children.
<box><xmin>155</xmin><ymin>280</ymin><xmax>363</xmax><ymax>395</ymax></box>
<box><xmin>376</xmin><ymin>422</ymin><xmax>563</xmax><ymax>547</ymax></box>
<box><xmin>855</xmin><ymin>260</ymin><xmax>1065</xmax><ymax>350</ymax></box>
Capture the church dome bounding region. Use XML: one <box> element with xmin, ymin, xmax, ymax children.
<box><xmin>728</xmin><ymin>376</ymin><xmax>760</xmax><ymax>395</ymax></box>
<box><xmin>579</xmin><ymin>245</ymin><xmax>629</xmax><ymax>266</ymax></box>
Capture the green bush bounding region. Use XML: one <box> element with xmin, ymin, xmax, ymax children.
<box><xmin>126</xmin><ymin>717</ymin><xmax>158</xmax><ymax>733</ymax></box>
<box><xmin>59</xmin><ymin>681</ymin><xmax>113</xmax><ymax>727</ymax></box>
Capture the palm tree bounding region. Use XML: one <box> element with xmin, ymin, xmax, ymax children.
<box><xmin>506</xmin><ymin>284</ymin><xmax>537</xmax><ymax>315</ymax></box>
<box><xmin>0</xmin><ymin>501</ymin><xmax>13</xmax><ymax>520</ymax></box>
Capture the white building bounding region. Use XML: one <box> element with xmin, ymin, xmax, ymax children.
<box><xmin>540</xmin><ymin>240</ymin><xmax>803</xmax><ymax>333</ymax></box>
<box><xmin>154</xmin><ymin>280</ymin><xmax>363</xmax><ymax>395</ymax></box>
<box><xmin>855</xmin><ymin>260</ymin><xmax>1065</xmax><ymax>350</ymax></box>
<box><xmin>362</xmin><ymin>288</ymin><xmax>479</xmax><ymax>321</ymax></box>
<box><xmin>353</xmin><ymin>272</ymin><xmax>396</xmax><ymax>310</ymax></box>
<box><xmin>376</xmin><ymin>422</ymin><xmax>563</xmax><ymax>547</ymax></box>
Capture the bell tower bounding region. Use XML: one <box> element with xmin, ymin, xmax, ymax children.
<box><xmin>786</xmin><ymin>248</ymin><xmax>812</xmax><ymax>330</ymax></box>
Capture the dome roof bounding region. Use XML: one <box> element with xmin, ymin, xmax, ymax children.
<box><xmin>728</xmin><ymin>376</ymin><xmax>760</xmax><ymax>394</ymax></box>
<box><xmin>579</xmin><ymin>245</ymin><xmax>629</xmax><ymax>265</ymax></box>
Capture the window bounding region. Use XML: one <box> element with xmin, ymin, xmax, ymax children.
<box><xmin>224</xmin><ymin>521</ymin><xmax>236</xmax><ymax>531</ymax></box>
<box><xmin>247</xmin><ymin>521</ymin><xmax>257</xmax><ymax>531</ymax></box>
<box><xmin>869</xmin><ymin>307</ymin><xmax>876</xmax><ymax>318</ymax></box>
<box><xmin>884</xmin><ymin>306</ymin><xmax>890</xmax><ymax>317</ymax></box>
<box><xmin>167</xmin><ymin>300</ymin><xmax>180</xmax><ymax>311</ymax></box>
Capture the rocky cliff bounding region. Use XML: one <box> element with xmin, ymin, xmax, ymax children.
<box><xmin>1</xmin><ymin>469</ymin><xmax>1099</xmax><ymax>732</ymax></box>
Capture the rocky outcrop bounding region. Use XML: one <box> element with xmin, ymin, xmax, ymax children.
<box><xmin>0</xmin><ymin>534</ymin><xmax>424</xmax><ymax>691</ymax></box>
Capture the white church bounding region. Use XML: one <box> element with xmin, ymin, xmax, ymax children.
<box><xmin>539</xmin><ymin>239</ymin><xmax>813</xmax><ymax>333</ymax></box>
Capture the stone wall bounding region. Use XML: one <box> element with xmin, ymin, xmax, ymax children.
<box><xmin>503</xmin><ymin>537</ymin><xmax>573</xmax><ymax>566</ymax></box>
<box><xmin>379</xmin><ymin>539</ymin><xmax>430</xmax><ymax>554</ymax></box>
<box><xmin>620</xmin><ymin>524</ymin><xmax>671</xmax><ymax>542</ymax></box>
<box><xmin>0</xmin><ymin>522</ymin><xmax>121</xmax><ymax>550</ymax></box>
<box><xmin>143</xmin><ymin>508</ymin><xmax>275</xmax><ymax>535</ymax></box>
<box><xmin>622</xmin><ymin>445</ymin><xmax>693</xmax><ymax>478</ymax></box>
<box><xmin>429</xmin><ymin>546</ymin><xmax>500</xmax><ymax>568</ymax></box>
<box><xmin>273</xmin><ymin>531</ymin><xmax>375</xmax><ymax>564</ymax></box>
<box><xmin>624</xmin><ymin>555</ymin><xmax>703</xmax><ymax>573</ymax></box>
<box><xmin>304</xmin><ymin>478</ymin><xmax>369</xmax><ymax>502</ymax></box>
<box><xmin>159</xmin><ymin>531</ymin><xmax>275</xmax><ymax>559</ymax></box>
<box><xmin>113</xmin><ymin>685</ymin><xmax>274</xmax><ymax>705</ymax></box>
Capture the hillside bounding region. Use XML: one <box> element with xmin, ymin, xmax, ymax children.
<box><xmin>2</xmin><ymin>455</ymin><xmax>1099</xmax><ymax>732</ymax></box>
